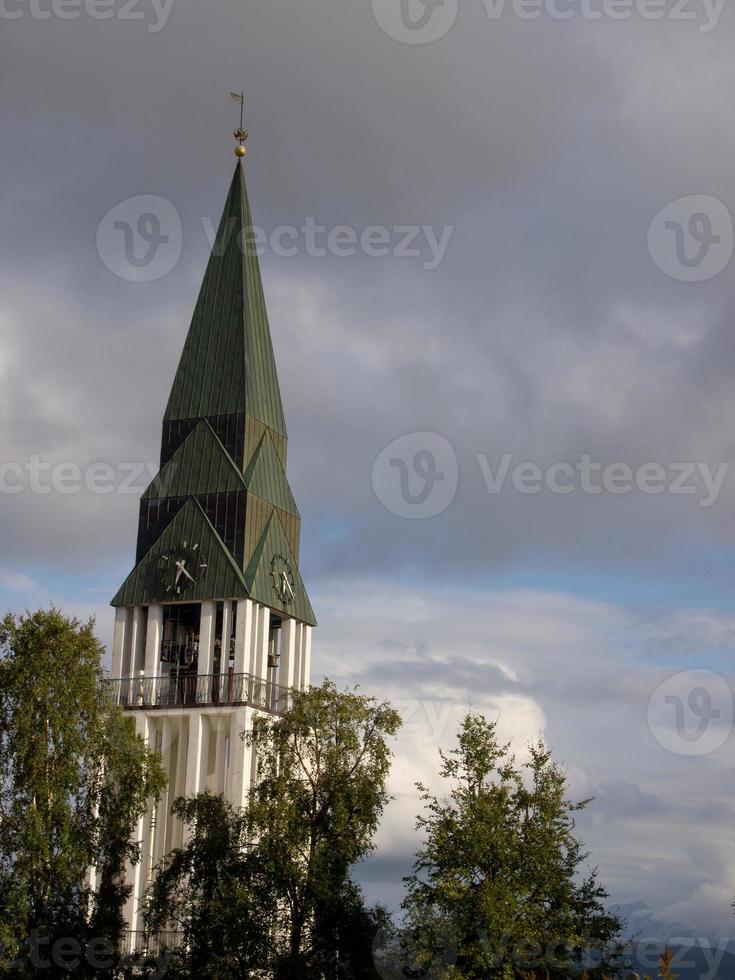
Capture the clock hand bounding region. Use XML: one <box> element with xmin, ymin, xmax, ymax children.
<box><xmin>175</xmin><ymin>559</ymin><xmax>195</xmax><ymax>584</ymax></box>
<box><xmin>176</xmin><ymin>559</ymin><xmax>194</xmax><ymax>583</ymax></box>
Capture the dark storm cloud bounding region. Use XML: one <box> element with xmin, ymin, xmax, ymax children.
<box><xmin>3</xmin><ymin>0</ymin><xmax>735</xmax><ymax>581</ymax></box>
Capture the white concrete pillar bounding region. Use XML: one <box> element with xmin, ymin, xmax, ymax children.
<box><xmin>129</xmin><ymin>606</ymin><xmax>147</xmax><ymax>674</ymax></box>
<box><xmin>144</xmin><ymin>606</ymin><xmax>163</xmax><ymax>705</ymax></box>
<box><xmin>170</xmin><ymin>717</ymin><xmax>188</xmax><ymax>851</ymax></box>
<box><xmin>292</xmin><ymin>622</ymin><xmax>302</xmax><ymax>692</ymax></box>
<box><xmin>198</xmin><ymin>601</ymin><xmax>216</xmax><ymax>703</ymax></box>
<box><xmin>228</xmin><ymin>708</ymin><xmax>252</xmax><ymax>808</ymax></box>
<box><xmin>124</xmin><ymin>713</ymin><xmax>149</xmax><ymax>939</ymax></box>
<box><xmin>152</xmin><ymin>719</ymin><xmax>172</xmax><ymax>874</ymax></box>
<box><xmin>111</xmin><ymin>608</ymin><xmax>129</xmax><ymax>683</ymax></box>
<box><xmin>280</xmin><ymin>617</ymin><xmax>297</xmax><ymax>694</ymax></box>
<box><xmin>125</xmin><ymin>608</ymin><xmax>146</xmax><ymax>703</ymax></box>
<box><xmin>234</xmin><ymin>599</ymin><xmax>253</xmax><ymax>674</ymax></box>
<box><xmin>300</xmin><ymin>625</ymin><xmax>312</xmax><ymax>690</ymax></box>
<box><xmin>252</xmin><ymin>605</ymin><xmax>270</xmax><ymax>708</ymax></box>
<box><xmin>221</xmin><ymin>601</ymin><xmax>233</xmax><ymax>667</ymax></box>
<box><xmin>123</xmin><ymin>813</ymin><xmax>145</xmax><ymax>940</ymax></box>
<box><xmin>202</xmin><ymin>719</ymin><xmax>213</xmax><ymax>791</ymax></box>
<box><xmin>214</xmin><ymin>723</ymin><xmax>227</xmax><ymax>795</ymax></box>
<box><xmin>247</xmin><ymin>604</ymin><xmax>259</xmax><ymax>677</ymax></box>
<box><xmin>233</xmin><ymin>599</ymin><xmax>254</xmax><ymax>704</ymax></box>
<box><xmin>220</xmin><ymin>601</ymin><xmax>233</xmax><ymax>702</ymax></box>
<box><xmin>184</xmin><ymin>712</ymin><xmax>204</xmax><ymax>798</ymax></box>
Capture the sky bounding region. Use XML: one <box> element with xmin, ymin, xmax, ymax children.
<box><xmin>2</xmin><ymin>0</ymin><xmax>735</xmax><ymax>951</ymax></box>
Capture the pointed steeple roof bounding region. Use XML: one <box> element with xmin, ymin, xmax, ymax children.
<box><xmin>164</xmin><ymin>162</ymin><xmax>287</xmax><ymax>437</ymax></box>
<box><xmin>113</xmin><ymin>160</ymin><xmax>315</xmax><ymax>626</ymax></box>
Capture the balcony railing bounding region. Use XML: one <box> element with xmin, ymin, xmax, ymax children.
<box><xmin>105</xmin><ymin>671</ymin><xmax>294</xmax><ymax>715</ymax></box>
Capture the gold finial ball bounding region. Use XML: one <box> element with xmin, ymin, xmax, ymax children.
<box><xmin>234</xmin><ymin>144</ymin><xmax>247</xmax><ymax>158</ymax></box>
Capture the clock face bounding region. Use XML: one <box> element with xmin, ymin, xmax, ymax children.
<box><xmin>149</xmin><ymin>541</ymin><xmax>208</xmax><ymax>599</ymax></box>
<box><xmin>270</xmin><ymin>554</ymin><xmax>295</xmax><ymax>606</ymax></box>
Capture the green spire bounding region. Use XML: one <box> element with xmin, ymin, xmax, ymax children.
<box><xmin>164</xmin><ymin>162</ymin><xmax>287</xmax><ymax>438</ymax></box>
<box><xmin>112</xmin><ymin>162</ymin><xmax>315</xmax><ymax>625</ymax></box>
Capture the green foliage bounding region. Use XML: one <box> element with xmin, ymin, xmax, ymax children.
<box><xmin>145</xmin><ymin>793</ymin><xmax>276</xmax><ymax>978</ymax></box>
<box><xmin>0</xmin><ymin>612</ymin><xmax>633</xmax><ymax>980</ymax></box>
<box><xmin>146</xmin><ymin>680</ymin><xmax>401</xmax><ymax>978</ymax></box>
<box><xmin>89</xmin><ymin>708</ymin><xmax>167</xmax><ymax>954</ymax></box>
<box><xmin>246</xmin><ymin>679</ymin><xmax>401</xmax><ymax>978</ymax></box>
<box><xmin>403</xmin><ymin>712</ymin><xmax>626</xmax><ymax>979</ymax></box>
<box><xmin>0</xmin><ymin>608</ymin><xmax>165</xmax><ymax>975</ymax></box>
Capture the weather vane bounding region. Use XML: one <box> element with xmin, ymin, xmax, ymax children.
<box><xmin>230</xmin><ymin>91</ymin><xmax>248</xmax><ymax>157</ymax></box>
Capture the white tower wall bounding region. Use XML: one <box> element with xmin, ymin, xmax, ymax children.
<box><xmin>111</xmin><ymin>599</ymin><xmax>311</xmax><ymax>948</ymax></box>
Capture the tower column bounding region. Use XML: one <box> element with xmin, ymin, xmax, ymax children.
<box><xmin>144</xmin><ymin>606</ymin><xmax>163</xmax><ymax>705</ymax></box>
<box><xmin>198</xmin><ymin>601</ymin><xmax>217</xmax><ymax>702</ymax></box>
<box><xmin>123</xmin><ymin>713</ymin><xmax>150</xmax><ymax>943</ymax></box>
<box><xmin>111</xmin><ymin>607</ymin><xmax>129</xmax><ymax>683</ymax></box>
<box><xmin>252</xmin><ymin>605</ymin><xmax>270</xmax><ymax>707</ymax></box>
<box><xmin>124</xmin><ymin>605</ymin><xmax>146</xmax><ymax>681</ymax></box>
<box><xmin>300</xmin><ymin>625</ymin><xmax>312</xmax><ymax>690</ymax></box>
<box><xmin>185</xmin><ymin>712</ymin><xmax>204</xmax><ymax>797</ymax></box>
<box><xmin>171</xmin><ymin>717</ymin><xmax>189</xmax><ymax>851</ymax></box>
<box><xmin>234</xmin><ymin>598</ymin><xmax>253</xmax><ymax>674</ymax></box>
<box><xmin>214</xmin><ymin>722</ymin><xmax>227</xmax><ymax>794</ymax></box>
<box><xmin>234</xmin><ymin>598</ymin><xmax>254</xmax><ymax>705</ymax></box>
<box><xmin>220</xmin><ymin>600</ymin><xmax>233</xmax><ymax>702</ymax></box>
<box><xmin>280</xmin><ymin>617</ymin><xmax>297</xmax><ymax>696</ymax></box>
<box><xmin>229</xmin><ymin>707</ymin><xmax>253</xmax><ymax>808</ymax></box>
<box><xmin>152</xmin><ymin>719</ymin><xmax>173</xmax><ymax>873</ymax></box>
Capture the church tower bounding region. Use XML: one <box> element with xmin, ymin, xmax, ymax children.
<box><xmin>109</xmin><ymin>150</ymin><xmax>316</xmax><ymax>946</ymax></box>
